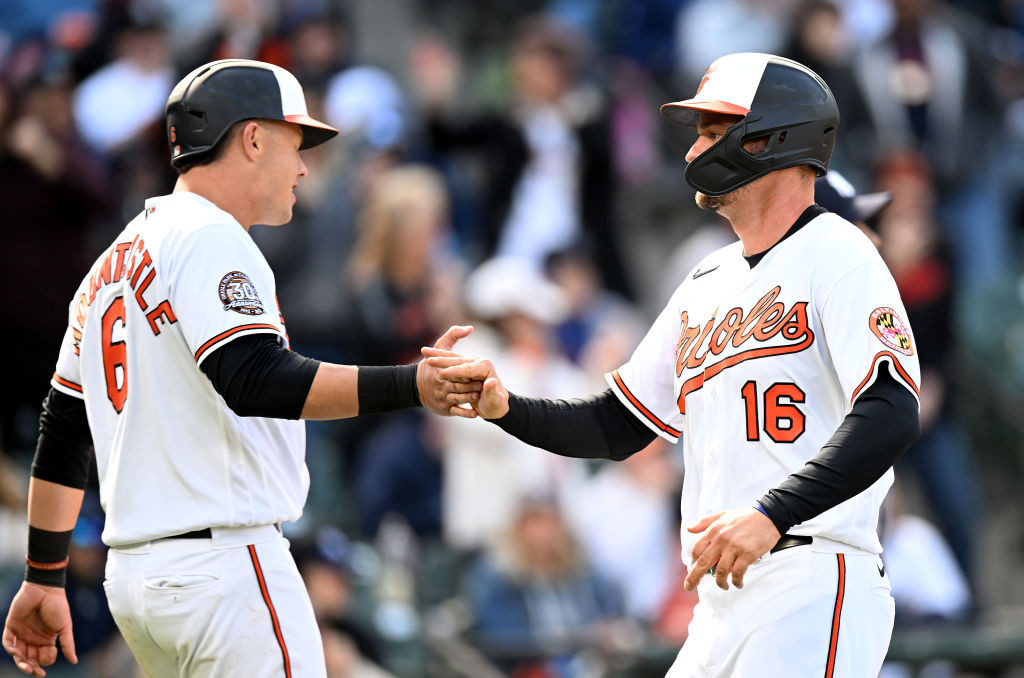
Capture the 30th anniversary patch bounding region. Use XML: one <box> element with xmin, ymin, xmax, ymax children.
<box><xmin>869</xmin><ymin>307</ymin><xmax>913</xmax><ymax>355</ymax></box>
<box><xmin>218</xmin><ymin>271</ymin><xmax>265</xmax><ymax>315</ymax></box>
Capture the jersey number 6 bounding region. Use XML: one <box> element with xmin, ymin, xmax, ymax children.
<box><xmin>741</xmin><ymin>381</ymin><xmax>806</xmax><ymax>443</ymax></box>
<box><xmin>101</xmin><ymin>296</ymin><xmax>128</xmax><ymax>413</ymax></box>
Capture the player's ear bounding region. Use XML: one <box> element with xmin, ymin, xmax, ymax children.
<box><xmin>240</xmin><ymin>121</ymin><xmax>262</xmax><ymax>162</ymax></box>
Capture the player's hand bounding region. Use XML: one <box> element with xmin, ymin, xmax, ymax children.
<box><xmin>683</xmin><ymin>508</ymin><xmax>781</xmax><ymax>592</ymax></box>
<box><xmin>416</xmin><ymin>326</ymin><xmax>483</xmax><ymax>418</ymax></box>
<box><xmin>2</xmin><ymin>582</ymin><xmax>78</xmax><ymax>676</ymax></box>
<box><xmin>421</xmin><ymin>349</ymin><xmax>510</xmax><ymax>420</ymax></box>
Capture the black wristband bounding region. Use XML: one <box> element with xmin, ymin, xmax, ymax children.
<box><xmin>358</xmin><ymin>364</ymin><xmax>421</xmax><ymax>415</ymax></box>
<box><xmin>25</xmin><ymin>526</ymin><xmax>73</xmax><ymax>588</ymax></box>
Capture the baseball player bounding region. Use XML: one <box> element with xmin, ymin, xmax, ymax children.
<box><xmin>426</xmin><ymin>53</ymin><xmax>921</xmax><ymax>676</ymax></box>
<box><xmin>2</xmin><ymin>59</ymin><xmax>479</xmax><ymax>678</ymax></box>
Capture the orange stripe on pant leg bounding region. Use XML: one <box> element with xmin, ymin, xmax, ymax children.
<box><xmin>825</xmin><ymin>553</ymin><xmax>846</xmax><ymax>678</ymax></box>
<box><xmin>248</xmin><ymin>544</ymin><xmax>292</xmax><ymax>678</ymax></box>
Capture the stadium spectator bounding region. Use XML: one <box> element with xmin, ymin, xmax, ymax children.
<box><xmin>874</xmin><ymin>151</ymin><xmax>979</xmax><ymax>584</ymax></box>
<box><xmin>438</xmin><ymin>258</ymin><xmax>593</xmax><ymax>552</ymax></box>
<box><xmin>0</xmin><ymin>76</ymin><xmax>112</xmax><ymax>454</ymax></box>
<box><xmin>567</xmin><ymin>438</ymin><xmax>681</xmax><ymax>623</ymax></box>
<box><xmin>410</xmin><ymin>16</ymin><xmax>633</xmax><ymax>298</ymax></box>
<box><xmin>464</xmin><ymin>496</ymin><xmax>628</xmax><ymax>677</ymax></box>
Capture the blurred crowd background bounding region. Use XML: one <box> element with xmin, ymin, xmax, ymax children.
<box><xmin>2</xmin><ymin>0</ymin><xmax>1024</xmax><ymax>676</ymax></box>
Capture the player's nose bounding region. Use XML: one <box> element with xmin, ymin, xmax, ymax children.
<box><xmin>297</xmin><ymin>155</ymin><xmax>309</xmax><ymax>178</ymax></box>
<box><xmin>685</xmin><ymin>137</ymin><xmax>710</xmax><ymax>164</ymax></box>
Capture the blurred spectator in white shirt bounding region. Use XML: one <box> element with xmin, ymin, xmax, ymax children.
<box><xmin>73</xmin><ymin>17</ymin><xmax>172</xmax><ymax>154</ymax></box>
<box><xmin>567</xmin><ymin>438</ymin><xmax>681</xmax><ymax>622</ymax></box>
<box><xmin>439</xmin><ymin>258</ymin><xmax>596</xmax><ymax>552</ymax></box>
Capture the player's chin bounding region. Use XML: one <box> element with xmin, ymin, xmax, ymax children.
<box><xmin>695</xmin><ymin>191</ymin><xmax>730</xmax><ymax>211</ymax></box>
<box><xmin>267</xmin><ymin>204</ymin><xmax>295</xmax><ymax>226</ymax></box>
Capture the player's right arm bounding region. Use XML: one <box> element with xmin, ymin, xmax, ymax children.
<box><xmin>169</xmin><ymin>223</ymin><xmax>479</xmax><ymax>421</ymax></box>
<box><xmin>199</xmin><ymin>325</ymin><xmax>481</xmax><ymax>421</ymax></box>
<box><xmin>422</xmin><ymin>286</ymin><xmax>688</xmax><ymax>459</ymax></box>
<box><xmin>3</xmin><ymin>389</ymin><xmax>87</xmax><ymax>676</ymax></box>
<box><xmin>422</xmin><ymin>349</ymin><xmax>657</xmax><ymax>460</ymax></box>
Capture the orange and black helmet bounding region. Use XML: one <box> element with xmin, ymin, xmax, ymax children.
<box><xmin>165</xmin><ymin>59</ymin><xmax>338</xmax><ymax>168</ymax></box>
<box><xmin>662</xmin><ymin>53</ymin><xmax>839</xmax><ymax>196</ymax></box>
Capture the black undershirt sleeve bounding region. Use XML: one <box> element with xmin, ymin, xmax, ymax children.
<box><xmin>200</xmin><ymin>333</ymin><xmax>321</xmax><ymax>419</ymax></box>
<box><xmin>32</xmin><ymin>388</ymin><xmax>92</xmax><ymax>489</ymax></box>
<box><xmin>491</xmin><ymin>388</ymin><xmax>658</xmax><ymax>461</ymax></box>
<box><xmin>757</xmin><ymin>368</ymin><xmax>920</xmax><ymax>534</ymax></box>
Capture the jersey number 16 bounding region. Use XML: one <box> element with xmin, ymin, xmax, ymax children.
<box><xmin>740</xmin><ymin>381</ymin><xmax>806</xmax><ymax>443</ymax></box>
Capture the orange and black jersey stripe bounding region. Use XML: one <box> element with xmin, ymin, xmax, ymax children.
<box><xmin>610</xmin><ymin>370</ymin><xmax>681</xmax><ymax>439</ymax></box>
<box><xmin>200</xmin><ymin>334</ymin><xmax>319</xmax><ymax>420</ymax></box>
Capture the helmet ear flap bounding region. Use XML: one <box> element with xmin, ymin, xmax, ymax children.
<box><xmin>685</xmin><ymin>120</ymin><xmax>774</xmax><ymax>196</ymax></box>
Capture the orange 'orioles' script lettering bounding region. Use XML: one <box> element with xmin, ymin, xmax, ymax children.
<box><xmin>674</xmin><ymin>286</ymin><xmax>813</xmax><ymax>413</ymax></box>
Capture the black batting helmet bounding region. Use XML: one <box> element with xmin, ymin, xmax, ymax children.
<box><xmin>165</xmin><ymin>59</ymin><xmax>338</xmax><ymax>168</ymax></box>
<box><xmin>661</xmin><ymin>53</ymin><xmax>839</xmax><ymax>196</ymax></box>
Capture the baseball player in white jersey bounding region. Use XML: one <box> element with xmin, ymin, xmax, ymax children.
<box><xmin>425</xmin><ymin>53</ymin><xmax>921</xmax><ymax>677</ymax></box>
<box><xmin>2</xmin><ymin>60</ymin><xmax>481</xmax><ymax>678</ymax></box>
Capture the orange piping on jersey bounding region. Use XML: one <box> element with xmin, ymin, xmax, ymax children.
<box><xmin>52</xmin><ymin>373</ymin><xmax>83</xmax><ymax>393</ymax></box>
<box><xmin>611</xmin><ymin>370</ymin><xmax>681</xmax><ymax>439</ymax></box>
<box><xmin>850</xmin><ymin>351</ymin><xmax>920</xmax><ymax>405</ymax></box>
<box><xmin>824</xmin><ymin>553</ymin><xmax>846</xmax><ymax>677</ymax></box>
<box><xmin>248</xmin><ymin>545</ymin><xmax>292</xmax><ymax>678</ymax></box>
<box><xmin>676</xmin><ymin>330</ymin><xmax>815</xmax><ymax>414</ymax></box>
<box><xmin>194</xmin><ymin>324</ymin><xmax>279</xmax><ymax>362</ymax></box>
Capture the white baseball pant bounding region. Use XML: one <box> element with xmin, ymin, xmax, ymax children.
<box><xmin>667</xmin><ymin>538</ymin><xmax>895</xmax><ymax>677</ymax></box>
<box><xmin>103</xmin><ymin>524</ymin><xmax>326</xmax><ymax>678</ymax></box>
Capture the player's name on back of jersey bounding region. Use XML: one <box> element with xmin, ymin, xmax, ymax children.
<box><xmin>69</xmin><ymin>236</ymin><xmax>176</xmax><ymax>355</ymax></box>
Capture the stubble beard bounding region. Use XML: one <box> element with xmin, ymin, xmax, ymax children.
<box><xmin>695</xmin><ymin>191</ymin><xmax>733</xmax><ymax>212</ymax></box>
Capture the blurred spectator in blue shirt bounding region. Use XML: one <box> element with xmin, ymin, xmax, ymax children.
<box><xmin>465</xmin><ymin>496</ymin><xmax>629</xmax><ymax>678</ymax></box>
<box><xmin>852</xmin><ymin>0</ymin><xmax>1013</xmax><ymax>289</ymax></box>
<box><xmin>874</xmin><ymin>151</ymin><xmax>979</xmax><ymax>586</ymax></box>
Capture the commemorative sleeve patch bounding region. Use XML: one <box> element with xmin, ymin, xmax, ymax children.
<box><xmin>869</xmin><ymin>307</ymin><xmax>913</xmax><ymax>355</ymax></box>
<box><xmin>218</xmin><ymin>271</ymin><xmax>266</xmax><ymax>315</ymax></box>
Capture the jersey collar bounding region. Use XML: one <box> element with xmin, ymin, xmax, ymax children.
<box><xmin>743</xmin><ymin>204</ymin><xmax>827</xmax><ymax>269</ymax></box>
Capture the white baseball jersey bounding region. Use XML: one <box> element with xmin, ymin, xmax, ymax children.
<box><xmin>607</xmin><ymin>210</ymin><xmax>920</xmax><ymax>557</ymax></box>
<box><xmin>51</xmin><ymin>191</ymin><xmax>308</xmax><ymax>547</ymax></box>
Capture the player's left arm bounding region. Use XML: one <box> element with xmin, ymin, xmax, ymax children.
<box><xmin>755</xmin><ymin>370</ymin><xmax>919</xmax><ymax>533</ymax></box>
<box><xmin>3</xmin><ymin>389</ymin><xmax>89</xmax><ymax>676</ymax></box>
<box><xmin>685</xmin><ymin>373</ymin><xmax>919</xmax><ymax>591</ymax></box>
